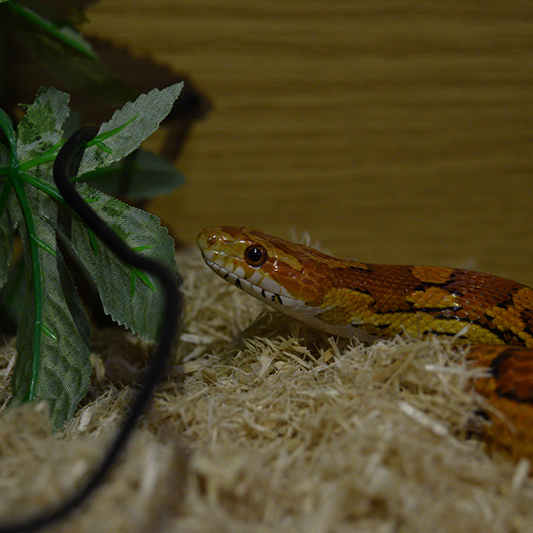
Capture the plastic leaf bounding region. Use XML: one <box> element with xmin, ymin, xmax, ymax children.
<box><xmin>0</xmin><ymin>204</ymin><xmax>15</xmax><ymax>290</ymax></box>
<box><xmin>17</xmin><ymin>86</ymin><xmax>70</xmax><ymax>162</ymax></box>
<box><xmin>12</xmin><ymin>212</ymin><xmax>92</xmax><ymax>428</ymax></box>
<box><xmin>4</xmin><ymin>1</ymin><xmax>137</xmax><ymax>107</ymax></box>
<box><xmin>0</xmin><ymin>138</ymin><xmax>14</xmax><ymax>291</ymax></box>
<box><xmin>82</xmin><ymin>149</ymin><xmax>185</xmax><ymax>200</ymax></box>
<box><xmin>78</xmin><ymin>83</ymin><xmax>184</xmax><ymax>175</ymax></box>
<box><xmin>6</xmin><ymin>87</ymin><xmax>92</xmax><ymax>428</ymax></box>
<box><xmin>7</xmin><ymin>2</ymin><xmax>97</xmax><ymax>59</ymax></box>
<box><xmin>69</xmin><ymin>184</ymin><xmax>176</xmax><ymax>339</ymax></box>
<box><xmin>1</xmin><ymin>83</ymin><xmax>182</xmax><ymax>428</ymax></box>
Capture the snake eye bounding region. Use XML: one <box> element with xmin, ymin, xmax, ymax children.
<box><xmin>244</xmin><ymin>245</ymin><xmax>268</xmax><ymax>267</ymax></box>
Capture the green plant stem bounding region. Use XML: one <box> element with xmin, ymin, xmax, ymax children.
<box><xmin>19</xmin><ymin>172</ymin><xmax>65</xmax><ymax>204</ymax></box>
<box><xmin>6</xmin><ymin>1</ymin><xmax>98</xmax><ymax>60</ymax></box>
<box><xmin>2</xmin><ymin>119</ymin><xmax>138</xmax><ymax>178</ymax></box>
<box><xmin>0</xmin><ymin>109</ymin><xmax>43</xmax><ymax>401</ymax></box>
<box><xmin>11</xmin><ymin>177</ymin><xmax>43</xmax><ymax>400</ymax></box>
<box><xmin>18</xmin><ymin>152</ymin><xmax>59</xmax><ymax>172</ymax></box>
<box><xmin>0</xmin><ymin>148</ymin><xmax>61</xmax><ymax>177</ymax></box>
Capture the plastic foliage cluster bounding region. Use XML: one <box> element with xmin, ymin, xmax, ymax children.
<box><xmin>0</xmin><ymin>83</ymin><xmax>183</xmax><ymax>429</ymax></box>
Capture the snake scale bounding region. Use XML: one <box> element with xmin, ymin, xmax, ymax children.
<box><xmin>197</xmin><ymin>226</ymin><xmax>533</xmax><ymax>464</ymax></box>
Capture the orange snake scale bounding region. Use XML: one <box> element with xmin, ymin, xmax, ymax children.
<box><xmin>198</xmin><ymin>226</ymin><xmax>533</xmax><ymax>464</ymax></box>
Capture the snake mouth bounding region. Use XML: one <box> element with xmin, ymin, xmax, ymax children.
<box><xmin>202</xmin><ymin>255</ymin><xmax>289</xmax><ymax>307</ymax></box>
<box><xmin>199</xmin><ymin>243</ymin><xmax>296</xmax><ymax>298</ymax></box>
<box><xmin>202</xmin><ymin>254</ymin><xmax>363</xmax><ymax>338</ymax></box>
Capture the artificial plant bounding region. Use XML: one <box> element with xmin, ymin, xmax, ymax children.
<box><xmin>0</xmin><ymin>82</ymin><xmax>183</xmax><ymax>429</ymax></box>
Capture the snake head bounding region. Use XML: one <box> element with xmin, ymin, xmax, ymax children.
<box><xmin>197</xmin><ymin>226</ymin><xmax>378</xmax><ymax>338</ymax></box>
<box><xmin>197</xmin><ymin>225</ymin><xmax>341</xmax><ymax>308</ymax></box>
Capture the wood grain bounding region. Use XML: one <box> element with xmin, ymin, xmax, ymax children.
<box><xmin>86</xmin><ymin>1</ymin><xmax>533</xmax><ymax>284</ymax></box>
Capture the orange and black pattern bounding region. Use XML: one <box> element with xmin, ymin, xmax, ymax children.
<box><xmin>198</xmin><ymin>226</ymin><xmax>533</xmax><ymax>465</ymax></box>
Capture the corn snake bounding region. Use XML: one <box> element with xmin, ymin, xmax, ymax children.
<box><xmin>197</xmin><ymin>226</ymin><xmax>533</xmax><ymax>464</ymax></box>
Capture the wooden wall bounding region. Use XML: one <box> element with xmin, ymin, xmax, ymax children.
<box><xmin>86</xmin><ymin>1</ymin><xmax>533</xmax><ymax>285</ymax></box>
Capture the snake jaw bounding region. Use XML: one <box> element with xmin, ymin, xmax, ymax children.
<box><xmin>198</xmin><ymin>229</ymin><xmax>354</xmax><ymax>336</ymax></box>
<box><xmin>200</xmin><ymin>251</ymin><xmax>286</xmax><ymax>306</ymax></box>
<box><xmin>199</xmin><ymin>245</ymin><xmax>286</xmax><ymax>298</ymax></box>
<box><xmin>203</xmin><ymin>253</ymin><xmax>360</xmax><ymax>337</ymax></box>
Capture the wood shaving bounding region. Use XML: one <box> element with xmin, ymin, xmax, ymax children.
<box><xmin>0</xmin><ymin>246</ymin><xmax>531</xmax><ymax>532</ymax></box>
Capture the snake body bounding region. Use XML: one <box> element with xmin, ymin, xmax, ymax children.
<box><xmin>197</xmin><ymin>226</ymin><xmax>533</xmax><ymax>461</ymax></box>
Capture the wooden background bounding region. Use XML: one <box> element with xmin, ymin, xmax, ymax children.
<box><xmin>86</xmin><ymin>1</ymin><xmax>533</xmax><ymax>285</ymax></box>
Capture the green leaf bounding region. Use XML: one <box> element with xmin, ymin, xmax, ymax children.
<box><xmin>0</xmin><ymin>199</ymin><xmax>14</xmax><ymax>290</ymax></box>
<box><xmin>70</xmin><ymin>184</ymin><xmax>176</xmax><ymax>340</ymax></box>
<box><xmin>17</xmin><ymin>86</ymin><xmax>69</xmax><ymax>163</ymax></box>
<box><xmin>6</xmin><ymin>1</ymin><xmax>97</xmax><ymax>59</ymax></box>
<box><xmin>12</xmin><ymin>216</ymin><xmax>92</xmax><ymax>429</ymax></box>
<box><xmin>82</xmin><ymin>149</ymin><xmax>185</xmax><ymax>199</ymax></box>
<box><xmin>0</xmin><ymin>112</ymin><xmax>16</xmax><ymax>294</ymax></box>
<box><xmin>0</xmin><ymin>256</ymin><xmax>26</xmax><ymax>330</ymax></box>
<box><xmin>4</xmin><ymin>87</ymin><xmax>92</xmax><ymax>428</ymax></box>
<box><xmin>4</xmin><ymin>1</ymin><xmax>137</xmax><ymax>107</ymax></box>
<box><xmin>0</xmin><ymin>83</ymin><xmax>183</xmax><ymax>428</ymax></box>
<box><xmin>0</xmin><ymin>142</ymin><xmax>9</xmax><ymax>169</ymax></box>
<box><xmin>78</xmin><ymin>83</ymin><xmax>184</xmax><ymax>175</ymax></box>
